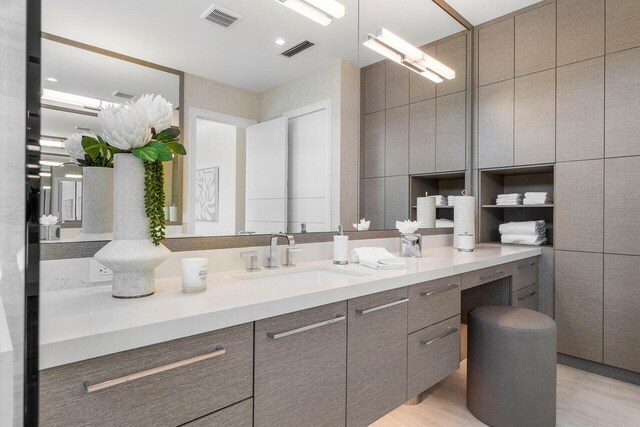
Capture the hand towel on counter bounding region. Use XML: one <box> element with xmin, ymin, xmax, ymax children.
<box><xmin>498</xmin><ymin>220</ymin><xmax>546</xmax><ymax>236</ymax></box>
<box><xmin>501</xmin><ymin>234</ymin><xmax>548</xmax><ymax>246</ymax></box>
<box><xmin>523</xmin><ymin>192</ymin><xmax>553</xmax><ymax>205</ymax></box>
<box><xmin>351</xmin><ymin>247</ymin><xmax>406</xmax><ymax>269</ymax></box>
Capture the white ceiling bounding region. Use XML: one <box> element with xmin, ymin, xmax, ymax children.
<box><xmin>43</xmin><ymin>0</ymin><xmax>464</xmax><ymax>93</ymax></box>
<box><xmin>446</xmin><ymin>0</ymin><xmax>543</xmax><ymax>26</ymax></box>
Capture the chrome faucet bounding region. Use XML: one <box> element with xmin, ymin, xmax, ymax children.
<box><xmin>266</xmin><ymin>233</ymin><xmax>296</xmax><ymax>269</ymax></box>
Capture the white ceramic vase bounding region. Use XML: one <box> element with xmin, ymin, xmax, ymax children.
<box><xmin>78</xmin><ymin>167</ymin><xmax>113</xmax><ymax>239</ymax></box>
<box><xmin>95</xmin><ymin>153</ymin><xmax>170</xmax><ymax>298</ymax></box>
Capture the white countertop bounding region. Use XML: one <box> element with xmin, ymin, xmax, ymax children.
<box><xmin>40</xmin><ymin>245</ymin><xmax>541</xmax><ymax>369</ymax></box>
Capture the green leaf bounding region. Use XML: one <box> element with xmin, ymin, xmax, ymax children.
<box><xmin>133</xmin><ymin>146</ymin><xmax>159</xmax><ymax>162</ymax></box>
<box><xmin>165</xmin><ymin>141</ymin><xmax>187</xmax><ymax>156</ymax></box>
<box><xmin>148</xmin><ymin>141</ymin><xmax>173</xmax><ymax>162</ymax></box>
<box><xmin>155</xmin><ymin>127</ymin><xmax>180</xmax><ymax>142</ymax></box>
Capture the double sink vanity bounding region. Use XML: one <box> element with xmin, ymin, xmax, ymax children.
<box><xmin>40</xmin><ymin>245</ymin><xmax>540</xmax><ymax>426</ymax></box>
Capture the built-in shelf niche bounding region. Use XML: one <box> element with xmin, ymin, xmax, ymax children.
<box><xmin>410</xmin><ymin>171</ymin><xmax>466</xmax><ymax>222</ymax></box>
<box><xmin>479</xmin><ymin>165</ymin><xmax>554</xmax><ymax>246</ymax></box>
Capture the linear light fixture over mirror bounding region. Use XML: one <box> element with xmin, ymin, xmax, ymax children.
<box><xmin>275</xmin><ymin>0</ymin><xmax>345</xmax><ymax>26</ymax></box>
<box><xmin>364</xmin><ymin>28</ymin><xmax>456</xmax><ymax>83</ymax></box>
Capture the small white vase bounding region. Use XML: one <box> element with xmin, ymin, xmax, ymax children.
<box><xmin>95</xmin><ymin>153</ymin><xmax>170</xmax><ymax>298</ymax></box>
<box><xmin>78</xmin><ymin>167</ymin><xmax>113</xmax><ymax>239</ymax></box>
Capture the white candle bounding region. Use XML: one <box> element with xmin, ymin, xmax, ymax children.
<box><xmin>181</xmin><ymin>258</ymin><xmax>208</xmax><ymax>293</ymax></box>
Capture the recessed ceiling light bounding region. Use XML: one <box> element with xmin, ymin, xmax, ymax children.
<box><xmin>65</xmin><ymin>174</ymin><xmax>83</xmax><ymax>179</ymax></box>
<box><xmin>40</xmin><ymin>139</ymin><xmax>65</xmax><ymax>148</ymax></box>
<box><xmin>39</xmin><ymin>172</ymin><xmax>51</xmax><ymax>177</ymax></box>
<box><xmin>42</xmin><ymin>186</ymin><xmax>51</xmax><ymax>190</ymax></box>
<box><xmin>45</xmin><ymin>77</ymin><xmax>58</xmax><ymax>82</ymax></box>
<box><xmin>39</xmin><ymin>160</ymin><xmax>63</xmax><ymax>167</ymax></box>
<box><xmin>275</xmin><ymin>38</ymin><xmax>286</xmax><ymax>46</ymax></box>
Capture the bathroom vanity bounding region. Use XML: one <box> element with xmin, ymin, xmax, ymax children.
<box><xmin>39</xmin><ymin>246</ymin><xmax>540</xmax><ymax>426</ymax></box>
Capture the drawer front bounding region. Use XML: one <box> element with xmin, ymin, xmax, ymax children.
<box><xmin>512</xmin><ymin>283</ymin><xmax>538</xmax><ymax>311</ymax></box>
<box><xmin>254</xmin><ymin>301</ymin><xmax>347</xmax><ymax>427</ymax></box>
<box><xmin>461</xmin><ymin>262</ymin><xmax>516</xmax><ymax>290</ymax></box>
<box><xmin>40</xmin><ymin>323</ymin><xmax>253</xmax><ymax>427</ymax></box>
<box><xmin>408</xmin><ymin>275</ymin><xmax>461</xmax><ymax>333</ymax></box>
<box><xmin>347</xmin><ymin>287</ymin><xmax>408</xmax><ymax>427</ymax></box>
<box><xmin>407</xmin><ymin>315</ymin><xmax>460</xmax><ymax>399</ymax></box>
<box><xmin>512</xmin><ymin>257</ymin><xmax>539</xmax><ymax>291</ymax></box>
<box><xmin>184</xmin><ymin>398</ymin><xmax>252</xmax><ymax>427</ymax></box>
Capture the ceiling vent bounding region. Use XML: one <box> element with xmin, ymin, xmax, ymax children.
<box><xmin>75</xmin><ymin>126</ymin><xmax>92</xmax><ymax>132</ymax></box>
<box><xmin>111</xmin><ymin>90</ymin><xmax>135</xmax><ymax>99</ymax></box>
<box><xmin>200</xmin><ymin>5</ymin><xmax>242</xmax><ymax>28</ymax></box>
<box><xmin>281</xmin><ymin>41</ymin><xmax>315</xmax><ymax>58</ymax></box>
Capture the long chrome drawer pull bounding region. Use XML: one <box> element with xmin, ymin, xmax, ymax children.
<box><xmin>267</xmin><ymin>315</ymin><xmax>345</xmax><ymax>340</ymax></box>
<box><xmin>420</xmin><ymin>284</ymin><xmax>459</xmax><ymax>297</ymax></box>
<box><xmin>517</xmin><ymin>290</ymin><xmax>536</xmax><ymax>301</ymax></box>
<box><xmin>84</xmin><ymin>346</ymin><xmax>226</xmax><ymax>393</ymax></box>
<box><xmin>357</xmin><ymin>298</ymin><xmax>409</xmax><ymax>315</ymax></box>
<box><xmin>420</xmin><ymin>327</ymin><xmax>459</xmax><ymax>346</ymax></box>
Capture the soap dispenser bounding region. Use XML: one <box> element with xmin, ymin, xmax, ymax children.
<box><xmin>333</xmin><ymin>225</ymin><xmax>349</xmax><ymax>265</ymax></box>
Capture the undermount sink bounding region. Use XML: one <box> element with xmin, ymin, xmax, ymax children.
<box><xmin>235</xmin><ymin>266</ymin><xmax>367</xmax><ymax>288</ymax></box>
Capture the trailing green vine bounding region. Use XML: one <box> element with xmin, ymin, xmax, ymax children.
<box><xmin>144</xmin><ymin>161</ymin><xmax>166</xmax><ymax>245</ymax></box>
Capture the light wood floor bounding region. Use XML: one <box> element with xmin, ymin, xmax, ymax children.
<box><xmin>372</xmin><ymin>360</ymin><xmax>640</xmax><ymax>427</ymax></box>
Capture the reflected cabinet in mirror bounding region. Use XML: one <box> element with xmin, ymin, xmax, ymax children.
<box><xmin>40</xmin><ymin>0</ymin><xmax>469</xmax><ymax>244</ymax></box>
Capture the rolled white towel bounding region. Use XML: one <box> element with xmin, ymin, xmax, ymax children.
<box><xmin>436</xmin><ymin>218</ymin><xmax>454</xmax><ymax>228</ymax></box>
<box><xmin>499</xmin><ymin>220</ymin><xmax>546</xmax><ymax>236</ymax></box>
<box><xmin>351</xmin><ymin>247</ymin><xmax>406</xmax><ymax>269</ymax></box>
<box><xmin>501</xmin><ymin>234</ymin><xmax>548</xmax><ymax>246</ymax></box>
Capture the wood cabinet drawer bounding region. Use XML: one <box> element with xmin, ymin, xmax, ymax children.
<box><xmin>462</xmin><ymin>262</ymin><xmax>516</xmax><ymax>290</ymax></box>
<box><xmin>254</xmin><ymin>301</ymin><xmax>347</xmax><ymax>427</ymax></box>
<box><xmin>184</xmin><ymin>399</ymin><xmax>252</xmax><ymax>427</ymax></box>
<box><xmin>347</xmin><ymin>287</ymin><xmax>408</xmax><ymax>427</ymax></box>
<box><xmin>512</xmin><ymin>257</ymin><xmax>539</xmax><ymax>291</ymax></box>
<box><xmin>407</xmin><ymin>315</ymin><xmax>460</xmax><ymax>399</ymax></box>
<box><xmin>512</xmin><ymin>283</ymin><xmax>538</xmax><ymax>311</ymax></box>
<box><xmin>408</xmin><ymin>275</ymin><xmax>461</xmax><ymax>333</ymax></box>
<box><xmin>40</xmin><ymin>323</ymin><xmax>253</xmax><ymax>427</ymax></box>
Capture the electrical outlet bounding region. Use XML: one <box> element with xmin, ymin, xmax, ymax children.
<box><xmin>90</xmin><ymin>259</ymin><xmax>113</xmax><ymax>283</ymax></box>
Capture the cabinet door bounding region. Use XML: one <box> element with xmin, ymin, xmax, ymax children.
<box><xmin>363</xmin><ymin>62</ymin><xmax>385</xmax><ymax>114</ymax></box>
<box><xmin>436</xmin><ymin>92</ymin><xmax>466</xmax><ymax>172</ymax></box>
<box><xmin>512</xmin><ymin>284</ymin><xmax>539</xmax><ymax>311</ymax></box>
<box><xmin>408</xmin><ymin>275</ymin><xmax>461</xmax><ymax>334</ymax></box>
<box><xmin>555</xmin><ymin>251</ymin><xmax>603</xmax><ymax>363</ymax></box>
<box><xmin>363</xmin><ymin>111</ymin><xmax>385</xmax><ymax>178</ymax></box>
<box><xmin>478</xmin><ymin>18</ymin><xmax>514</xmax><ymax>86</ymax></box>
<box><xmin>605</xmin><ymin>156</ymin><xmax>640</xmax><ymax>255</ymax></box>
<box><xmin>384</xmin><ymin>176</ymin><xmax>408</xmax><ymax>230</ymax></box>
<box><xmin>515</xmin><ymin>3</ymin><xmax>556</xmax><ymax>76</ymax></box>
<box><xmin>478</xmin><ymin>80</ymin><xmax>514</xmax><ymax>168</ymax></box>
<box><xmin>184</xmin><ymin>399</ymin><xmax>252</xmax><ymax>427</ymax></box>
<box><xmin>347</xmin><ymin>288</ymin><xmax>408</xmax><ymax>427</ymax></box>
<box><xmin>409</xmin><ymin>99</ymin><xmax>436</xmax><ymax>175</ymax></box>
<box><xmin>604</xmin><ymin>254</ymin><xmax>640</xmax><ymax>373</ymax></box>
<box><xmin>436</xmin><ymin>35</ymin><xmax>466</xmax><ymax>97</ymax></box>
<box><xmin>385</xmin><ymin>105</ymin><xmax>409</xmax><ymax>176</ymax></box>
<box><xmin>254</xmin><ymin>302</ymin><xmax>347</xmax><ymax>427</ymax></box>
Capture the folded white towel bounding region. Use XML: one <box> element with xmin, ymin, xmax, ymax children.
<box><xmin>524</xmin><ymin>192</ymin><xmax>549</xmax><ymax>198</ymax></box>
<box><xmin>499</xmin><ymin>220</ymin><xmax>546</xmax><ymax>236</ymax></box>
<box><xmin>496</xmin><ymin>201</ymin><xmax>522</xmax><ymax>206</ymax></box>
<box><xmin>497</xmin><ymin>193</ymin><xmax>522</xmax><ymax>199</ymax></box>
<box><xmin>436</xmin><ymin>218</ymin><xmax>454</xmax><ymax>228</ymax></box>
<box><xmin>351</xmin><ymin>247</ymin><xmax>406</xmax><ymax>269</ymax></box>
<box><xmin>501</xmin><ymin>234</ymin><xmax>548</xmax><ymax>246</ymax></box>
<box><xmin>523</xmin><ymin>199</ymin><xmax>551</xmax><ymax>205</ymax></box>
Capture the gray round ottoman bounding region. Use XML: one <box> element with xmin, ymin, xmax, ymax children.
<box><xmin>467</xmin><ymin>306</ymin><xmax>557</xmax><ymax>427</ymax></box>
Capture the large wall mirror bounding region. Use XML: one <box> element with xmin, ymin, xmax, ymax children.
<box><xmin>40</xmin><ymin>0</ymin><xmax>469</xmax><ymax>244</ymax></box>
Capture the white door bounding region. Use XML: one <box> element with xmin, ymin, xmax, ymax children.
<box><xmin>245</xmin><ymin>117</ymin><xmax>288</xmax><ymax>234</ymax></box>
<box><xmin>287</xmin><ymin>106</ymin><xmax>330</xmax><ymax>233</ymax></box>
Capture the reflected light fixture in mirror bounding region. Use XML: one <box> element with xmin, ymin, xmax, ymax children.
<box><xmin>41</xmin><ymin>88</ymin><xmax>118</xmax><ymax>111</ymax></box>
<box><xmin>364</xmin><ymin>28</ymin><xmax>456</xmax><ymax>83</ymax></box>
<box><xmin>275</xmin><ymin>0</ymin><xmax>345</xmax><ymax>26</ymax></box>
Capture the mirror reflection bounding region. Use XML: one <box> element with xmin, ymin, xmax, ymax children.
<box><xmin>40</xmin><ymin>0</ymin><xmax>468</xmax><ymax>242</ymax></box>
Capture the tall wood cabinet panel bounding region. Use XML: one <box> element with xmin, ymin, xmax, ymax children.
<box><xmin>555</xmin><ymin>250</ymin><xmax>603</xmax><ymax>363</ymax></box>
<box><xmin>436</xmin><ymin>35</ymin><xmax>466</xmax><ymax>97</ymax></box>
<box><xmin>384</xmin><ymin>176</ymin><xmax>408</xmax><ymax>230</ymax></box>
<box><xmin>409</xmin><ymin>46</ymin><xmax>436</xmax><ymax>103</ymax></box>
<box><xmin>555</xmin><ymin>160</ymin><xmax>604</xmax><ymax>253</ymax></box>
<box><xmin>478</xmin><ymin>80</ymin><xmax>514</xmax><ymax>168</ymax></box>
<box><xmin>556</xmin><ymin>0</ymin><xmax>604</xmax><ymax>66</ymax></box>
<box><xmin>605</xmin><ymin>156</ymin><xmax>640</xmax><ymax>255</ymax></box>
<box><xmin>478</xmin><ymin>18</ymin><xmax>514</xmax><ymax>86</ymax></box>
<box><xmin>556</xmin><ymin>57</ymin><xmax>604</xmax><ymax>162</ymax></box>
<box><xmin>362</xmin><ymin>177</ymin><xmax>385</xmax><ymax>232</ymax></box>
<box><xmin>363</xmin><ymin>63</ymin><xmax>385</xmax><ymax>114</ymax></box>
<box><xmin>184</xmin><ymin>399</ymin><xmax>253</xmax><ymax>427</ymax></box>
<box><xmin>347</xmin><ymin>288</ymin><xmax>408</xmax><ymax>427</ymax></box>
<box><xmin>254</xmin><ymin>302</ymin><xmax>347</xmax><ymax>427</ymax></box>
<box><xmin>436</xmin><ymin>92</ymin><xmax>466</xmax><ymax>172</ymax></box>
<box><xmin>514</xmin><ymin>3</ymin><xmax>556</xmax><ymax>76</ymax></box>
<box><xmin>605</xmin><ymin>0</ymin><xmax>640</xmax><ymax>54</ymax></box>
<box><xmin>385</xmin><ymin>105</ymin><xmax>409</xmax><ymax>176</ymax></box>
<box><xmin>514</xmin><ymin>69</ymin><xmax>555</xmax><ymax>165</ymax></box>
<box><xmin>409</xmin><ymin>99</ymin><xmax>436</xmax><ymax>175</ymax></box>
<box><xmin>385</xmin><ymin>61</ymin><xmax>409</xmax><ymax>110</ymax></box>
<box><xmin>604</xmin><ymin>254</ymin><xmax>640</xmax><ymax>373</ymax></box>
<box><xmin>605</xmin><ymin>47</ymin><xmax>640</xmax><ymax>158</ymax></box>
<box><xmin>363</xmin><ymin>111</ymin><xmax>385</xmax><ymax>178</ymax></box>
